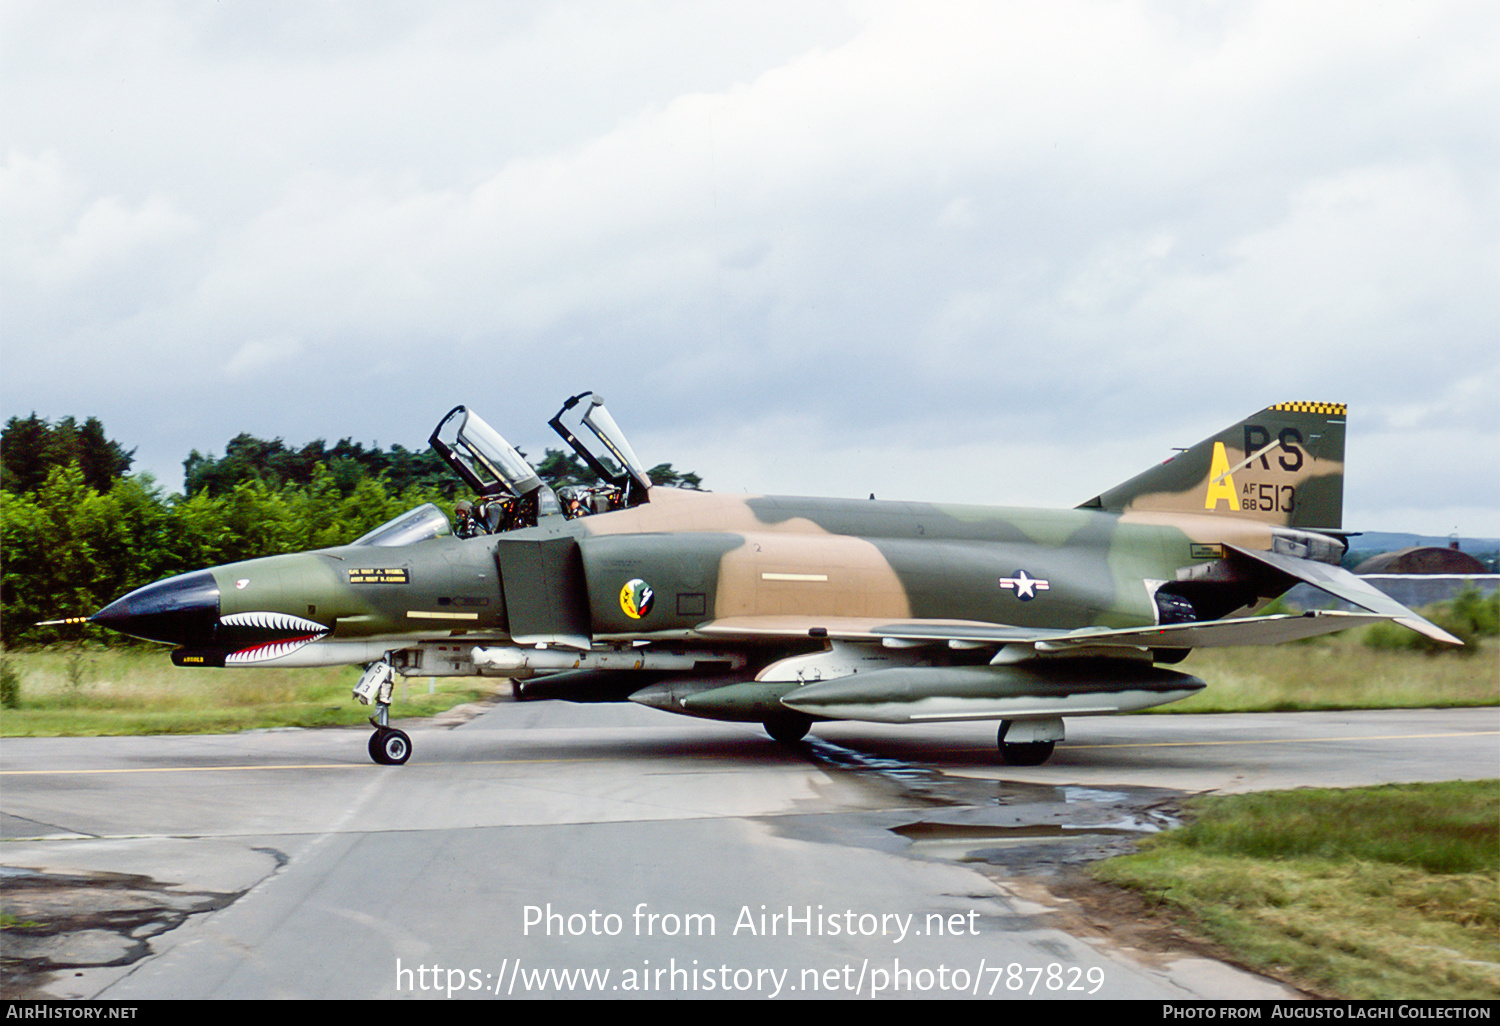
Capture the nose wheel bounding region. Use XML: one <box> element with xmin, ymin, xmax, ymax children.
<box><xmin>369</xmin><ymin>726</ymin><xmax>412</xmax><ymax>765</ymax></box>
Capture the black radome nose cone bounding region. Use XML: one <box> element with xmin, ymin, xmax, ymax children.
<box><xmin>91</xmin><ymin>570</ymin><xmax>220</xmax><ymax>646</ymax></box>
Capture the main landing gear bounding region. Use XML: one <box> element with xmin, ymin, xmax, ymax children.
<box><xmin>763</xmin><ymin>713</ymin><xmax>813</xmax><ymax>744</ymax></box>
<box><xmin>353</xmin><ymin>660</ymin><xmax>411</xmax><ymax>765</ymax></box>
<box><xmin>997</xmin><ymin>718</ymin><xmax>1063</xmax><ymax>766</ymax></box>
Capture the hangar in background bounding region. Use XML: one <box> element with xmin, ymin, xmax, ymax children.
<box><xmin>1287</xmin><ymin>541</ymin><xmax>1497</xmax><ymax>610</ymax></box>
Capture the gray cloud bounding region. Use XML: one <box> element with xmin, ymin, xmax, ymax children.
<box><xmin>3</xmin><ymin>0</ymin><xmax>1495</xmax><ymax>533</ymax></box>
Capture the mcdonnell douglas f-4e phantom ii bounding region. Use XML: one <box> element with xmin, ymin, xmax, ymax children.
<box><xmin>88</xmin><ymin>394</ymin><xmax>1458</xmax><ymax>765</ymax></box>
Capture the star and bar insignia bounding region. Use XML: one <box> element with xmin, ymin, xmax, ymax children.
<box><xmin>999</xmin><ymin>569</ymin><xmax>1050</xmax><ymax>601</ymax></box>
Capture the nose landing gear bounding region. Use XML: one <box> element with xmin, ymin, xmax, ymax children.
<box><xmin>354</xmin><ymin>660</ymin><xmax>412</xmax><ymax>765</ymax></box>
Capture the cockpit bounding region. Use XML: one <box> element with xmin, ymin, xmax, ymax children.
<box><xmin>428</xmin><ymin>392</ymin><xmax>653</xmax><ymax>537</ymax></box>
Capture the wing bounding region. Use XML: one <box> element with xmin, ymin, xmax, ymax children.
<box><xmin>693</xmin><ymin>609</ymin><xmax>1396</xmax><ymax>652</ymax></box>
<box><xmin>1224</xmin><ymin>544</ymin><xmax>1461</xmax><ymax>645</ymax></box>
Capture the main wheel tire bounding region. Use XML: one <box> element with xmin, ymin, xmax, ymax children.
<box><xmin>367</xmin><ymin>730</ymin><xmax>386</xmax><ymax>764</ymax></box>
<box><xmin>999</xmin><ymin>740</ymin><xmax>1055</xmax><ymax>766</ymax></box>
<box><xmin>763</xmin><ymin>714</ymin><xmax>812</xmax><ymax>744</ymax></box>
<box><xmin>370</xmin><ymin>727</ymin><xmax>412</xmax><ymax>765</ymax></box>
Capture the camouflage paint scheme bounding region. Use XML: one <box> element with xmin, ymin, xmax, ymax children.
<box><xmin>90</xmin><ymin>400</ymin><xmax>1456</xmax><ymax>765</ymax></box>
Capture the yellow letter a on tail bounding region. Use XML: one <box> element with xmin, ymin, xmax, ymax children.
<box><xmin>1204</xmin><ymin>442</ymin><xmax>1239</xmax><ymax>511</ymax></box>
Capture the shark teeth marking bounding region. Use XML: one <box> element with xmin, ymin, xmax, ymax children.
<box><xmin>226</xmin><ymin>636</ymin><xmax>322</xmax><ymax>664</ymax></box>
<box><xmin>220</xmin><ymin>611</ymin><xmax>329</xmax><ymax>664</ymax></box>
<box><xmin>220</xmin><ymin>611</ymin><xmax>328</xmax><ymax>635</ymax></box>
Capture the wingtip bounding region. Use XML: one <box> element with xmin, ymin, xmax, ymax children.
<box><xmin>1394</xmin><ymin>617</ymin><xmax>1464</xmax><ymax>646</ymax></box>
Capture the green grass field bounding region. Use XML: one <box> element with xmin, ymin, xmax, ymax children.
<box><xmin>0</xmin><ymin>645</ymin><xmax>492</xmax><ymax>736</ymax></box>
<box><xmin>1168</xmin><ymin>630</ymin><xmax>1498</xmax><ymax>713</ymax></box>
<box><xmin>1093</xmin><ymin>781</ymin><xmax>1500</xmax><ymax>999</ymax></box>
<box><xmin>2</xmin><ymin>624</ymin><xmax>1492</xmax><ymax>737</ymax></box>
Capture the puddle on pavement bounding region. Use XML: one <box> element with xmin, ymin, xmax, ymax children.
<box><xmin>791</xmin><ymin>738</ymin><xmax>1185</xmax><ymax>875</ymax></box>
<box><xmin>803</xmin><ymin>738</ymin><xmax>951</xmax><ymax>794</ymax></box>
<box><xmin>0</xmin><ymin>855</ymin><xmax>282</xmax><ymax>998</ymax></box>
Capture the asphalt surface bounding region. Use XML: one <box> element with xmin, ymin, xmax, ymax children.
<box><xmin>2</xmin><ymin>701</ymin><xmax>1496</xmax><ymax>1000</ymax></box>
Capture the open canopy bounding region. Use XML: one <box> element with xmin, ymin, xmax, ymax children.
<box><xmin>429</xmin><ymin>405</ymin><xmax>543</xmax><ymax>500</ymax></box>
<box><xmin>548</xmin><ymin>391</ymin><xmax>652</xmax><ymax>507</ymax></box>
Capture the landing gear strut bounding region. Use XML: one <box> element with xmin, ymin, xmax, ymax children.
<box><xmin>354</xmin><ymin>660</ymin><xmax>411</xmax><ymax>765</ymax></box>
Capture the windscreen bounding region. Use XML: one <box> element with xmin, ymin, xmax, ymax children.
<box><xmin>350</xmin><ymin>503</ymin><xmax>452</xmax><ymax>547</ymax></box>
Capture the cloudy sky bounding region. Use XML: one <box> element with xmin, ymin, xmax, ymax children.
<box><xmin>4</xmin><ymin>1</ymin><xmax>1496</xmax><ymax>535</ymax></box>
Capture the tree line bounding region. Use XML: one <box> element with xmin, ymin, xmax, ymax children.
<box><xmin>1</xmin><ymin>414</ymin><xmax>701</xmax><ymax>648</ymax></box>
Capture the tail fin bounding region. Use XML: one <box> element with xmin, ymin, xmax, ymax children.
<box><xmin>1081</xmin><ymin>402</ymin><xmax>1346</xmax><ymax>531</ymax></box>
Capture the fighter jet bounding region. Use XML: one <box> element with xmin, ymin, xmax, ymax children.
<box><xmin>88</xmin><ymin>394</ymin><xmax>1458</xmax><ymax>765</ymax></box>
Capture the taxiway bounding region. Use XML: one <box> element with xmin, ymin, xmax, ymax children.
<box><xmin>2</xmin><ymin>702</ymin><xmax>1495</xmax><ymax>1000</ymax></box>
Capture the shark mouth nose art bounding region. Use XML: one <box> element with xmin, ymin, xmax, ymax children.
<box><xmin>218</xmin><ymin>612</ymin><xmax>330</xmax><ymax>664</ymax></box>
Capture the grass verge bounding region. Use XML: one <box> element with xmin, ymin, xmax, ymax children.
<box><xmin>0</xmin><ymin>645</ymin><xmax>494</xmax><ymax>736</ymax></box>
<box><xmin>1165</xmin><ymin>630</ymin><xmax>1497</xmax><ymax>713</ymax></box>
<box><xmin>1</xmin><ymin>628</ymin><xmax>1495</xmax><ymax>735</ymax></box>
<box><xmin>1091</xmin><ymin>781</ymin><xmax>1500</xmax><ymax>999</ymax></box>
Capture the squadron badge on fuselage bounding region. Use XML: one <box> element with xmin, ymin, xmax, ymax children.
<box><xmin>620</xmin><ymin>578</ymin><xmax>655</xmax><ymax>619</ymax></box>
